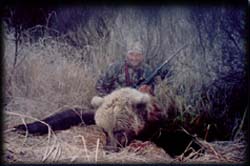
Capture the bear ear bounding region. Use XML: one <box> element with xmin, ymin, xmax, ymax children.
<box><xmin>91</xmin><ymin>96</ymin><xmax>104</xmax><ymax>108</ymax></box>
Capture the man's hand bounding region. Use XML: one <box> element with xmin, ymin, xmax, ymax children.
<box><xmin>138</xmin><ymin>85</ymin><xmax>154</xmax><ymax>95</ymax></box>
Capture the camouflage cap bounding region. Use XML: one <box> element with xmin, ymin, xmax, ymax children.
<box><xmin>127</xmin><ymin>41</ymin><xmax>143</xmax><ymax>54</ymax></box>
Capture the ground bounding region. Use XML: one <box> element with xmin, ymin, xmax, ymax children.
<box><xmin>3</xmin><ymin>97</ymin><xmax>247</xmax><ymax>163</ymax></box>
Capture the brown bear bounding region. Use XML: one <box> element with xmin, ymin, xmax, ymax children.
<box><xmin>91</xmin><ymin>87</ymin><xmax>163</xmax><ymax>150</ymax></box>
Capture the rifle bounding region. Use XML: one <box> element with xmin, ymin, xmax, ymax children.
<box><xmin>134</xmin><ymin>43</ymin><xmax>189</xmax><ymax>88</ymax></box>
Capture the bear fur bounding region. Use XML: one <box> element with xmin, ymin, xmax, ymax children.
<box><xmin>92</xmin><ymin>87</ymin><xmax>162</xmax><ymax>150</ymax></box>
<box><xmin>14</xmin><ymin>107</ymin><xmax>95</xmax><ymax>135</ymax></box>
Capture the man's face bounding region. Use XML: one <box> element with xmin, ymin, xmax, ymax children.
<box><xmin>126</xmin><ymin>52</ymin><xmax>144</xmax><ymax>68</ymax></box>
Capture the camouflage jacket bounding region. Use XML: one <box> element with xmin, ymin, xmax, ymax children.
<box><xmin>96</xmin><ymin>60</ymin><xmax>152</xmax><ymax>96</ymax></box>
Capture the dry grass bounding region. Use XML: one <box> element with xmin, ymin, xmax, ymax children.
<box><xmin>4</xmin><ymin>39</ymin><xmax>97</xmax><ymax>108</ymax></box>
<box><xmin>3</xmin><ymin>6</ymin><xmax>247</xmax><ymax>163</ymax></box>
<box><xmin>174</xmin><ymin>133</ymin><xmax>247</xmax><ymax>163</ymax></box>
<box><xmin>4</xmin><ymin>110</ymin><xmax>247</xmax><ymax>164</ymax></box>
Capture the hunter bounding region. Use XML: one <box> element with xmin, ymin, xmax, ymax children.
<box><xmin>96</xmin><ymin>41</ymin><xmax>153</xmax><ymax>96</ymax></box>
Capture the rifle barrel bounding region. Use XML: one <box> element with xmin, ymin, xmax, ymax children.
<box><xmin>135</xmin><ymin>42</ymin><xmax>189</xmax><ymax>88</ymax></box>
<box><xmin>161</xmin><ymin>42</ymin><xmax>189</xmax><ymax>67</ymax></box>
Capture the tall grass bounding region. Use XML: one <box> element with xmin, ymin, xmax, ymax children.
<box><xmin>4</xmin><ymin>35</ymin><xmax>99</xmax><ymax>108</ymax></box>
<box><xmin>3</xmin><ymin>6</ymin><xmax>247</xmax><ymax>163</ymax></box>
<box><xmin>4</xmin><ymin>6</ymin><xmax>246</xmax><ymax>119</ymax></box>
<box><xmin>9</xmin><ymin>7</ymin><xmax>250</xmax><ymax>120</ymax></box>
